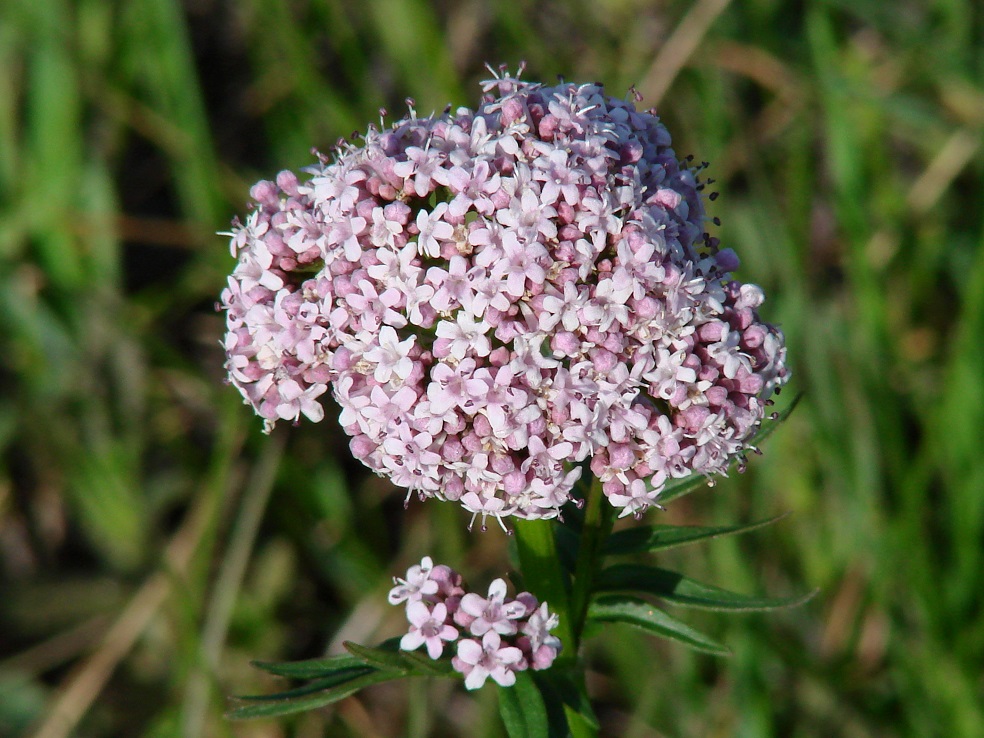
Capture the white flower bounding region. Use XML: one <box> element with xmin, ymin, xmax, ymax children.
<box><xmin>401</xmin><ymin>601</ymin><xmax>458</xmax><ymax>659</ymax></box>
<box><xmin>454</xmin><ymin>632</ymin><xmax>526</xmax><ymax>690</ymax></box>
<box><xmin>364</xmin><ymin>326</ymin><xmax>416</xmax><ymax>384</ymax></box>
<box><xmin>415</xmin><ymin>203</ymin><xmax>455</xmax><ymax>257</ymax></box>
<box><xmin>435</xmin><ymin>313</ymin><xmax>491</xmax><ymax>360</ymax></box>
<box><xmin>387</xmin><ymin>556</ymin><xmax>438</xmax><ymax>605</ymax></box>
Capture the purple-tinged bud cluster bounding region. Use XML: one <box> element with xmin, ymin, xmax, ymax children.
<box><xmin>388</xmin><ymin>557</ymin><xmax>561</xmax><ymax>689</ymax></box>
<box><xmin>221</xmin><ymin>68</ymin><xmax>789</xmax><ymax>523</ymax></box>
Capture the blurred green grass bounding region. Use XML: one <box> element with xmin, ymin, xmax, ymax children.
<box><xmin>1</xmin><ymin>0</ymin><xmax>982</xmax><ymax>736</ymax></box>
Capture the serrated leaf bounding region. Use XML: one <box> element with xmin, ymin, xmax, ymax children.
<box><xmin>226</xmin><ymin>671</ymin><xmax>395</xmax><ymax>720</ymax></box>
<box><xmin>603</xmin><ymin>513</ymin><xmax>790</xmax><ymax>555</ymax></box>
<box><xmin>250</xmin><ymin>653</ymin><xmax>367</xmax><ymax>679</ymax></box>
<box><xmin>588</xmin><ymin>595</ymin><xmax>730</xmax><ymax>655</ymax></box>
<box><xmin>234</xmin><ymin>670</ymin><xmax>375</xmax><ymax>702</ymax></box>
<box><xmin>659</xmin><ymin>393</ymin><xmax>802</xmax><ymax>504</ymax></box>
<box><xmin>594</xmin><ymin>564</ymin><xmax>815</xmax><ymax>611</ymax></box>
<box><xmin>343</xmin><ymin>639</ymin><xmax>411</xmax><ymax>674</ymax></box>
<box><xmin>498</xmin><ymin>671</ymin><xmax>549</xmax><ymax>738</ymax></box>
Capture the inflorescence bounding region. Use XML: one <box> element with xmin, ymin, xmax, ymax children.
<box><xmin>388</xmin><ymin>556</ymin><xmax>561</xmax><ymax>689</ymax></box>
<box><xmin>221</xmin><ymin>66</ymin><xmax>789</xmax><ymax>525</ymax></box>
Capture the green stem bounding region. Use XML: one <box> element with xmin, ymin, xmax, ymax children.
<box><xmin>512</xmin><ymin>472</ymin><xmax>613</xmax><ymax>738</ymax></box>
<box><xmin>512</xmin><ymin>517</ymin><xmax>576</xmax><ymax>667</ymax></box>
<box><xmin>569</xmin><ymin>472</ymin><xmax>615</xmax><ymax>653</ymax></box>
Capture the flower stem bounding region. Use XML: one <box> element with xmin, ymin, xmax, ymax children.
<box><xmin>512</xmin><ymin>517</ymin><xmax>576</xmax><ymax>667</ymax></box>
<box><xmin>569</xmin><ymin>472</ymin><xmax>614</xmax><ymax>653</ymax></box>
<box><xmin>513</xmin><ymin>473</ymin><xmax>612</xmax><ymax>738</ymax></box>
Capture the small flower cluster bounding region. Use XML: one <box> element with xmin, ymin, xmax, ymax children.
<box><xmin>221</xmin><ymin>67</ymin><xmax>789</xmax><ymax>523</ymax></box>
<box><xmin>388</xmin><ymin>557</ymin><xmax>561</xmax><ymax>689</ymax></box>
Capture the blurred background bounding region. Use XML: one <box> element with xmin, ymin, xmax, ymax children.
<box><xmin>1</xmin><ymin>0</ymin><xmax>982</xmax><ymax>735</ymax></box>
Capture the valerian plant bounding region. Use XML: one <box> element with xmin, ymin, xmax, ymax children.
<box><xmin>220</xmin><ymin>64</ymin><xmax>803</xmax><ymax>736</ymax></box>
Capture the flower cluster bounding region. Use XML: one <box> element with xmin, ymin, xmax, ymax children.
<box><xmin>388</xmin><ymin>557</ymin><xmax>560</xmax><ymax>689</ymax></box>
<box><xmin>221</xmin><ymin>67</ymin><xmax>789</xmax><ymax>524</ymax></box>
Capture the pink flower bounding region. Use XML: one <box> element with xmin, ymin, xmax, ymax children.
<box><xmin>390</xmin><ymin>558</ymin><xmax>562</xmax><ymax>685</ymax></box>
<box><xmin>401</xmin><ymin>601</ymin><xmax>458</xmax><ymax>659</ymax></box>
<box><xmin>456</xmin><ymin>578</ymin><xmax>527</xmax><ymax>637</ymax></box>
<box><xmin>388</xmin><ymin>556</ymin><xmax>439</xmax><ymax>605</ymax></box>
<box><xmin>364</xmin><ymin>326</ymin><xmax>415</xmax><ymax>384</ymax></box>
<box><xmin>453</xmin><ymin>632</ymin><xmax>526</xmax><ymax>690</ymax></box>
<box><xmin>221</xmin><ymin>71</ymin><xmax>790</xmax><ymax>521</ymax></box>
<box><xmin>415</xmin><ymin>203</ymin><xmax>455</xmax><ymax>258</ymax></box>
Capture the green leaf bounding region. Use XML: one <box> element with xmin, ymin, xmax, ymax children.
<box><xmin>588</xmin><ymin>595</ymin><xmax>730</xmax><ymax>655</ymax></box>
<box><xmin>594</xmin><ymin>564</ymin><xmax>816</xmax><ymax>611</ymax></box>
<box><xmin>343</xmin><ymin>639</ymin><xmax>458</xmax><ymax>678</ymax></box>
<box><xmin>343</xmin><ymin>639</ymin><xmax>412</xmax><ymax>674</ymax></box>
<box><xmin>512</xmin><ymin>518</ymin><xmax>576</xmax><ymax>664</ymax></box>
<box><xmin>656</xmin><ymin>472</ymin><xmax>715</xmax><ymax>505</ymax></box>
<box><xmin>553</xmin><ymin>521</ymin><xmax>581</xmax><ymax>575</ymax></box>
<box><xmin>533</xmin><ymin>672</ymin><xmax>599</xmax><ymax>738</ymax></box>
<box><xmin>498</xmin><ymin>671</ymin><xmax>549</xmax><ymax>738</ymax></box>
<box><xmin>397</xmin><ymin>649</ymin><xmax>457</xmax><ymax>677</ymax></box>
<box><xmin>234</xmin><ymin>670</ymin><xmax>375</xmax><ymax>702</ymax></box>
<box><xmin>226</xmin><ymin>671</ymin><xmax>396</xmax><ymax>720</ymax></box>
<box><xmin>603</xmin><ymin>513</ymin><xmax>790</xmax><ymax>555</ymax></box>
<box><xmin>659</xmin><ymin>393</ymin><xmax>803</xmax><ymax>504</ymax></box>
<box><xmin>250</xmin><ymin>653</ymin><xmax>367</xmax><ymax>679</ymax></box>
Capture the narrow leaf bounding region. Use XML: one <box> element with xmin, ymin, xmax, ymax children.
<box><xmin>657</xmin><ymin>472</ymin><xmax>715</xmax><ymax>505</ymax></box>
<box><xmin>595</xmin><ymin>564</ymin><xmax>815</xmax><ymax>611</ymax></box>
<box><xmin>603</xmin><ymin>513</ymin><xmax>790</xmax><ymax>555</ymax></box>
<box><xmin>498</xmin><ymin>671</ymin><xmax>549</xmax><ymax>738</ymax></box>
<box><xmin>397</xmin><ymin>649</ymin><xmax>456</xmax><ymax>677</ymax></box>
<box><xmin>226</xmin><ymin>671</ymin><xmax>395</xmax><ymax>720</ymax></box>
<box><xmin>251</xmin><ymin>653</ymin><xmax>367</xmax><ymax>679</ymax></box>
<box><xmin>533</xmin><ymin>672</ymin><xmax>599</xmax><ymax>737</ymax></box>
<box><xmin>588</xmin><ymin>595</ymin><xmax>730</xmax><ymax>655</ymax></box>
<box><xmin>234</xmin><ymin>670</ymin><xmax>375</xmax><ymax>701</ymax></box>
<box><xmin>344</xmin><ymin>639</ymin><xmax>411</xmax><ymax>673</ymax></box>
